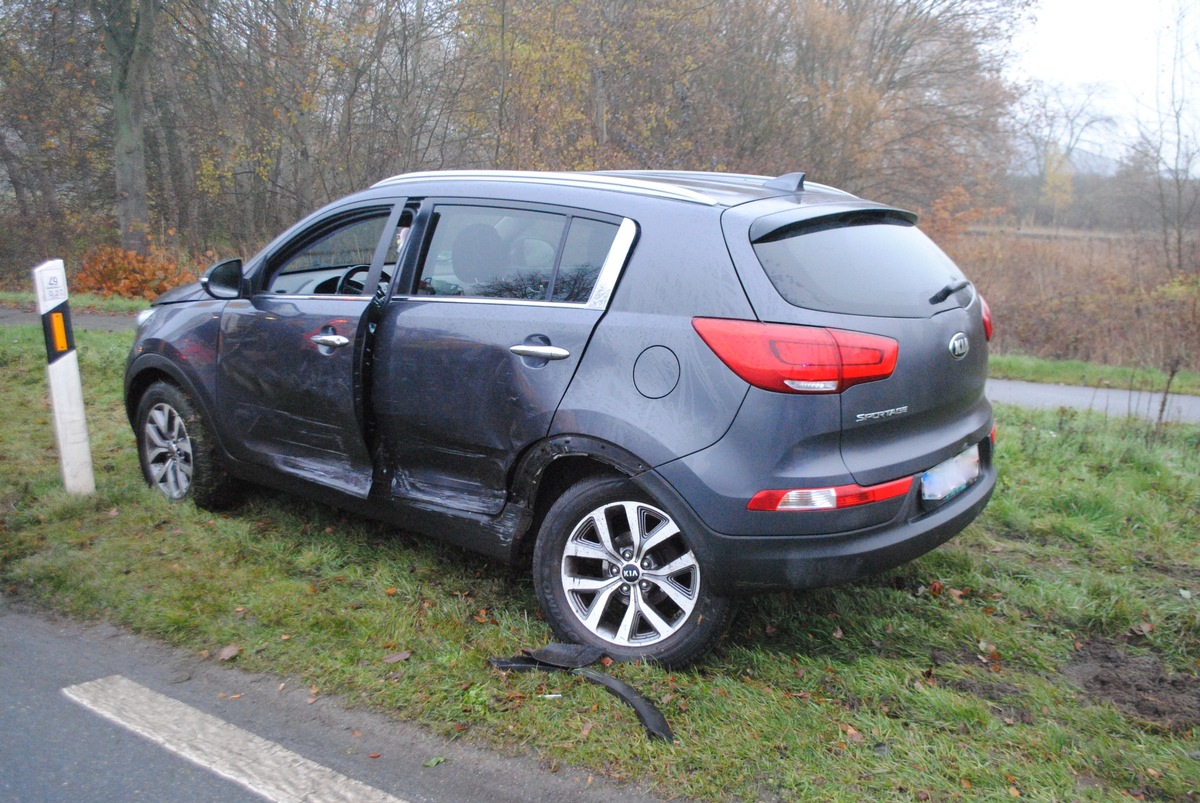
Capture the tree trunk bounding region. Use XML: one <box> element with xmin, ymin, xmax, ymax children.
<box><xmin>94</xmin><ymin>0</ymin><xmax>157</xmax><ymax>255</ymax></box>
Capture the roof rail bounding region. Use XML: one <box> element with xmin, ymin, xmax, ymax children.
<box><xmin>373</xmin><ymin>170</ymin><xmax>719</xmax><ymax>206</ymax></box>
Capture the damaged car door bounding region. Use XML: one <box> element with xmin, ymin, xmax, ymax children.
<box><xmin>214</xmin><ymin>202</ymin><xmax>407</xmax><ymax>498</ymax></box>
<box><xmin>372</xmin><ymin>201</ymin><xmax>629</xmax><ymax>515</ymax></box>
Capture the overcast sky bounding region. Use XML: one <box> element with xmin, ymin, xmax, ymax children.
<box><xmin>1008</xmin><ymin>0</ymin><xmax>1198</xmax><ymax>156</ymax></box>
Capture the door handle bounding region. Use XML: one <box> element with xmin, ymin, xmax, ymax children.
<box><xmin>311</xmin><ymin>334</ymin><xmax>350</xmax><ymax>348</ymax></box>
<box><xmin>509</xmin><ymin>344</ymin><xmax>570</xmax><ymax>360</ymax></box>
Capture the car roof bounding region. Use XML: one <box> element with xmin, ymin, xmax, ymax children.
<box><xmin>371</xmin><ymin>169</ymin><xmax>858</xmax><ymax>208</ymax></box>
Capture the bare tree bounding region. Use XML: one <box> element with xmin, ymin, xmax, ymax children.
<box><xmin>1133</xmin><ymin>1</ymin><xmax>1199</xmax><ymax>277</ymax></box>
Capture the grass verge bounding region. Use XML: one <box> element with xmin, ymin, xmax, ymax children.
<box><xmin>990</xmin><ymin>353</ymin><xmax>1200</xmax><ymax>397</ymax></box>
<box><xmin>2</xmin><ymin>327</ymin><xmax>1198</xmax><ymax>801</ymax></box>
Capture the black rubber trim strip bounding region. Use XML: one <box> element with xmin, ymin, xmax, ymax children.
<box><xmin>488</xmin><ymin>646</ymin><xmax>674</xmax><ymax>742</ymax></box>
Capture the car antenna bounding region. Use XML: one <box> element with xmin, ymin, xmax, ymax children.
<box><xmin>763</xmin><ymin>172</ymin><xmax>806</xmax><ymax>192</ymax></box>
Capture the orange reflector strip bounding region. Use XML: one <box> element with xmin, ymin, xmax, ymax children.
<box><xmin>51</xmin><ymin>312</ymin><xmax>68</xmax><ymax>352</ymax></box>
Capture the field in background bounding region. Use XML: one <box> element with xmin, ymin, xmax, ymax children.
<box><xmin>950</xmin><ymin>229</ymin><xmax>1200</xmax><ymax>377</ymax></box>
<box><xmin>2</xmin><ymin>326</ymin><xmax>1198</xmax><ymax>801</ymax></box>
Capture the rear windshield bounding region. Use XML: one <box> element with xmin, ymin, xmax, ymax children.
<box><xmin>752</xmin><ymin>214</ymin><xmax>965</xmax><ymax>317</ymax></box>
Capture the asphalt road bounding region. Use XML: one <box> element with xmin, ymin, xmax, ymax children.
<box><xmin>987</xmin><ymin>378</ymin><xmax>1200</xmax><ymax>424</ymax></box>
<box><xmin>0</xmin><ymin>598</ymin><xmax>662</xmax><ymax>803</ymax></box>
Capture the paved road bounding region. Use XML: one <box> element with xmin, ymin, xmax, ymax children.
<box><xmin>0</xmin><ymin>306</ymin><xmax>139</xmax><ymax>332</ymax></box>
<box><xmin>987</xmin><ymin>378</ymin><xmax>1200</xmax><ymax>424</ymax></box>
<box><xmin>0</xmin><ymin>598</ymin><xmax>662</xmax><ymax>803</ymax></box>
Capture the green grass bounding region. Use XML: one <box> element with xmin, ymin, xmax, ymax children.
<box><xmin>0</xmin><ymin>291</ymin><xmax>146</xmax><ymax>315</ymax></box>
<box><xmin>3</xmin><ymin>327</ymin><xmax>1199</xmax><ymax>801</ymax></box>
<box><xmin>991</xmin><ymin>352</ymin><xmax>1200</xmax><ymax>396</ymax></box>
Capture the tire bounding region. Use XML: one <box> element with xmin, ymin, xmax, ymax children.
<box><xmin>134</xmin><ymin>381</ymin><xmax>236</xmax><ymax>510</ymax></box>
<box><xmin>533</xmin><ymin>476</ymin><xmax>733</xmax><ymax>668</ymax></box>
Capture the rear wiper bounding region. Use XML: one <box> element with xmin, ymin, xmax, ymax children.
<box><xmin>929</xmin><ymin>279</ymin><xmax>970</xmax><ymax>304</ymax></box>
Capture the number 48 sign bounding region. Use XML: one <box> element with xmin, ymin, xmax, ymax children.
<box><xmin>32</xmin><ymin>259</ymin><xmax>95</xmax><ymax>495</ymax></box>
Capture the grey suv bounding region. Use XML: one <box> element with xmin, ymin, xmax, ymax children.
<box><xmin>126</xmin><ymin>170</ymin><xmax>996</xmax><ymax>667</ymax></box>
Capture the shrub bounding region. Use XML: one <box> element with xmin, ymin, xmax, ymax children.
<box><xmin>75</xmin><ymin>246</ymin><xmax>199</xmax><ymax>300</ymax></box>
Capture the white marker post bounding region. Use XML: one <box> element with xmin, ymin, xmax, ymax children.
<box><xmin>32</xmin><ymin>259</ymin><xmax>95</xmax><ymax>495</ymax></box>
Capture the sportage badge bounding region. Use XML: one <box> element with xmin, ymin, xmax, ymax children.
<box><xmin>949</xmin><ymin>332</ymin><xmax>969</xmax><ymax>360</ymax></box>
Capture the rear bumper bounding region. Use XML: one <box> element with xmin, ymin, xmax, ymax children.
<box><xmin>634</xmin><ymin>454</ymin><xmax>995</xmax><ymax>595</ymax></box>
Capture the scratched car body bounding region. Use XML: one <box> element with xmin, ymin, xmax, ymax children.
<box><xmin>125</xmin><ymin>170</ymin><xmax>996</xmax><ymax>667</ymax></box>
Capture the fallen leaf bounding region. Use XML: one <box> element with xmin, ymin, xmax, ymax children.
<box><xmin>385</xmin><ymin>587</ymin><xmax>398</xmax><ymax>596</ymax></box>
<box><xmin>352</xmin><ymin>730</ymin><xmax>362</xmax><ymax>737</ymax></box>
<box><xmin>839</xmin><ymin>723</ymin><xmax>864</xmax><ymax>743</ymax></box>
<box><xmin>218</xmin><ymin>644</ymin><xmax>241</xmax><ymax>661</ymax></box>
<box><xmin>423</xmin><ymin>756</ymin><xmax>445</xmax><ymax>767</ymax></box>
<box><xmin>383</xmin><ymin>650</ymin><xmax>413</xmax><ymax>664</ymax></box>
<box><xmin>307</xmin><ymin>696</ymin><xmax>319</xmax><ymax>704</ymax></box>
<box><xmin>580</xmin><ymin>722</ymin><xmax>594</xmax><ymax>738</ymax></box>
<box><xmin>930</xmin><ymin>580</ymin><xmax>944</xmax><ymax>596</ymax></box>
<box><xmin>368</xmin><ymin>753</ymin><xmax>381</xmax><ymax>759</ymax></box>
<box><xmin>832</xmin><ymin>627</ymin><xmax>843</xmax><ymax>639</ymax></box>
<box><xmin>600</xmin><ymin>656</ymin><xmax>614</xmax><ymax>667</ymax></box>
<box><xmin>1008</xmin><ymin>786</ymin><xmax>1021</xmax><ymax>797</ymax></box>
<box><xmin>947</xmin><ymin>588</ymin><xmax>965</xmax><ymax>603</ymax></box>
<box><xmin>281</xmin><ymin>634</ymin><xmax>291</xmax><ymax>641</ymax></box>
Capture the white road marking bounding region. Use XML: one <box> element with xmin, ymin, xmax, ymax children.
<box><xmin>63</xmin><ymin>675</ymin><xmax>405</xmax><ymax>803</ymax></box>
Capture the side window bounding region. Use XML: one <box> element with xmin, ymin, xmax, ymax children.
<box><xmin>553</xmin><ymin>218</ymin><xmax>619</xmax><ymax>302</ymax></box>
<box><xmin>267</xmin><ymin>211</ymin><xmax>390</xmax><ymax>295</ymax></box>
<box><xmin>417</xmin><ymin>205</ymin><xmax>619</xmax><ymax>303</ymax></box>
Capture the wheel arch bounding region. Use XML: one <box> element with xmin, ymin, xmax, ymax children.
<box><xmin>125</xmin><ymin>354</ymin><xmax>215</xmax><ymax>433</ymax></box>
<box><xmin>507</xmin><ymin>436</ymin><xmax>648</xmax><ymax>570</ymax></box>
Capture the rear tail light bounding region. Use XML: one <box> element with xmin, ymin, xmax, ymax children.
<box><xmin>692</xmin><ymin>318</ymin><xmax>898</xmax><ymax>394</ymax></box>
<box><xmin>980</xmin><ymin>295</ymin><xmax>993</xmax><ymax>341</ymax></box>
<box><xmin>748</xmin><ymin>477</ymin><xmax>913</xmax><ymax>511</ymax></box>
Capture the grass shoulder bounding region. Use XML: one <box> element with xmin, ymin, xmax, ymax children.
<box><xmin>990</xmin><ymin>352</ymin><xmax>1200</xmax><ymax>396</ymax></box>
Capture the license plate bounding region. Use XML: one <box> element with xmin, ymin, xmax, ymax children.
<box><xmin>921</xmin><ymin>444</ymin><xmax>981</xmax><ymax>501</ymax></box>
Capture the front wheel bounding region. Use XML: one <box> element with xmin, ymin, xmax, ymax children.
<box><xmin>134</xmin><ymin>381</ymin><xmax>235</xmax><ymax>510</ymax></box>
<box><xmin>533</xmin><ymin>476</ymin><xmax>732</xmax><ymax>668</ymax></box>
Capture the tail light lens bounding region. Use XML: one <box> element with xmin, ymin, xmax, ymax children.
<box><xmin>692</xmin><ymin>318</ymin><xmax>898</xmax><ymax>394</ymax></box>
<box><xmin>980</xmin><ymin>295</ymin><xmax>993</xmax><ymax>341</ymax></box>
<box><xmin>748</xmin><ymin>477</ymin><xmax>913</xmax><ymax>511</ymax></box>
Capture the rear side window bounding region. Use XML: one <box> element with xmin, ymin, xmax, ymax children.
<box><xmin>752</xmin><ymin>215</ymin><xmax>965</xmax><ymax>317</ymax></box>
<box><xmin>418</xmin><ymin>205</ymin><xmax>619</xmax><ymax>303</ymax></box>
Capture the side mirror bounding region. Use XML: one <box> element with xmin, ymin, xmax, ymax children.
<box><xmin>201</xmin><ymin>258</ymin><xmax>244</xmax><ymax>300</ymax></box>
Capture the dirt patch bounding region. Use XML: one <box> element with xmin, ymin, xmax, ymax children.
<box><xmin>1063</xmin><ymin>641</ymin><xmax>1200</xmax><ymax>731</ymax></box>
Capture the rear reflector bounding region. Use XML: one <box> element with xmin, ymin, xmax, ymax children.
<box><xmin>980</xmin><ymin>295</ymin><xmax>993</xmax><ymax>341</ymax></box>
<box><xmin>692</xmin><ymin>318</ymin><xmax>898</xmax><ymax>394</ymax></box>
<box><xmin>748</xmin><ymin>477</ymin><xmax>914</xmax><ymax>511</ymax></box>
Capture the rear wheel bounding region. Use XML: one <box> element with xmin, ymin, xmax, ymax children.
<box><xmin>533</xmin><ymin>476</ymin><xmax>732</xmax><ymax>668</ymax></box>
<box><xmin>135</xmin><ymin>381</ymin><xmax>235</xmax><ymax>509</ymax></box>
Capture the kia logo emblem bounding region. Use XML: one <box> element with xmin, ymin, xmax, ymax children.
<box><xmin>949</xmin><ymin>332</ymin><xmax>969</xmax><ymax>360</ymax></box>
<box><xmin>621</xmin><ymin>564</ymin><xmax>641</xmax><ymax>582</ymax></box>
